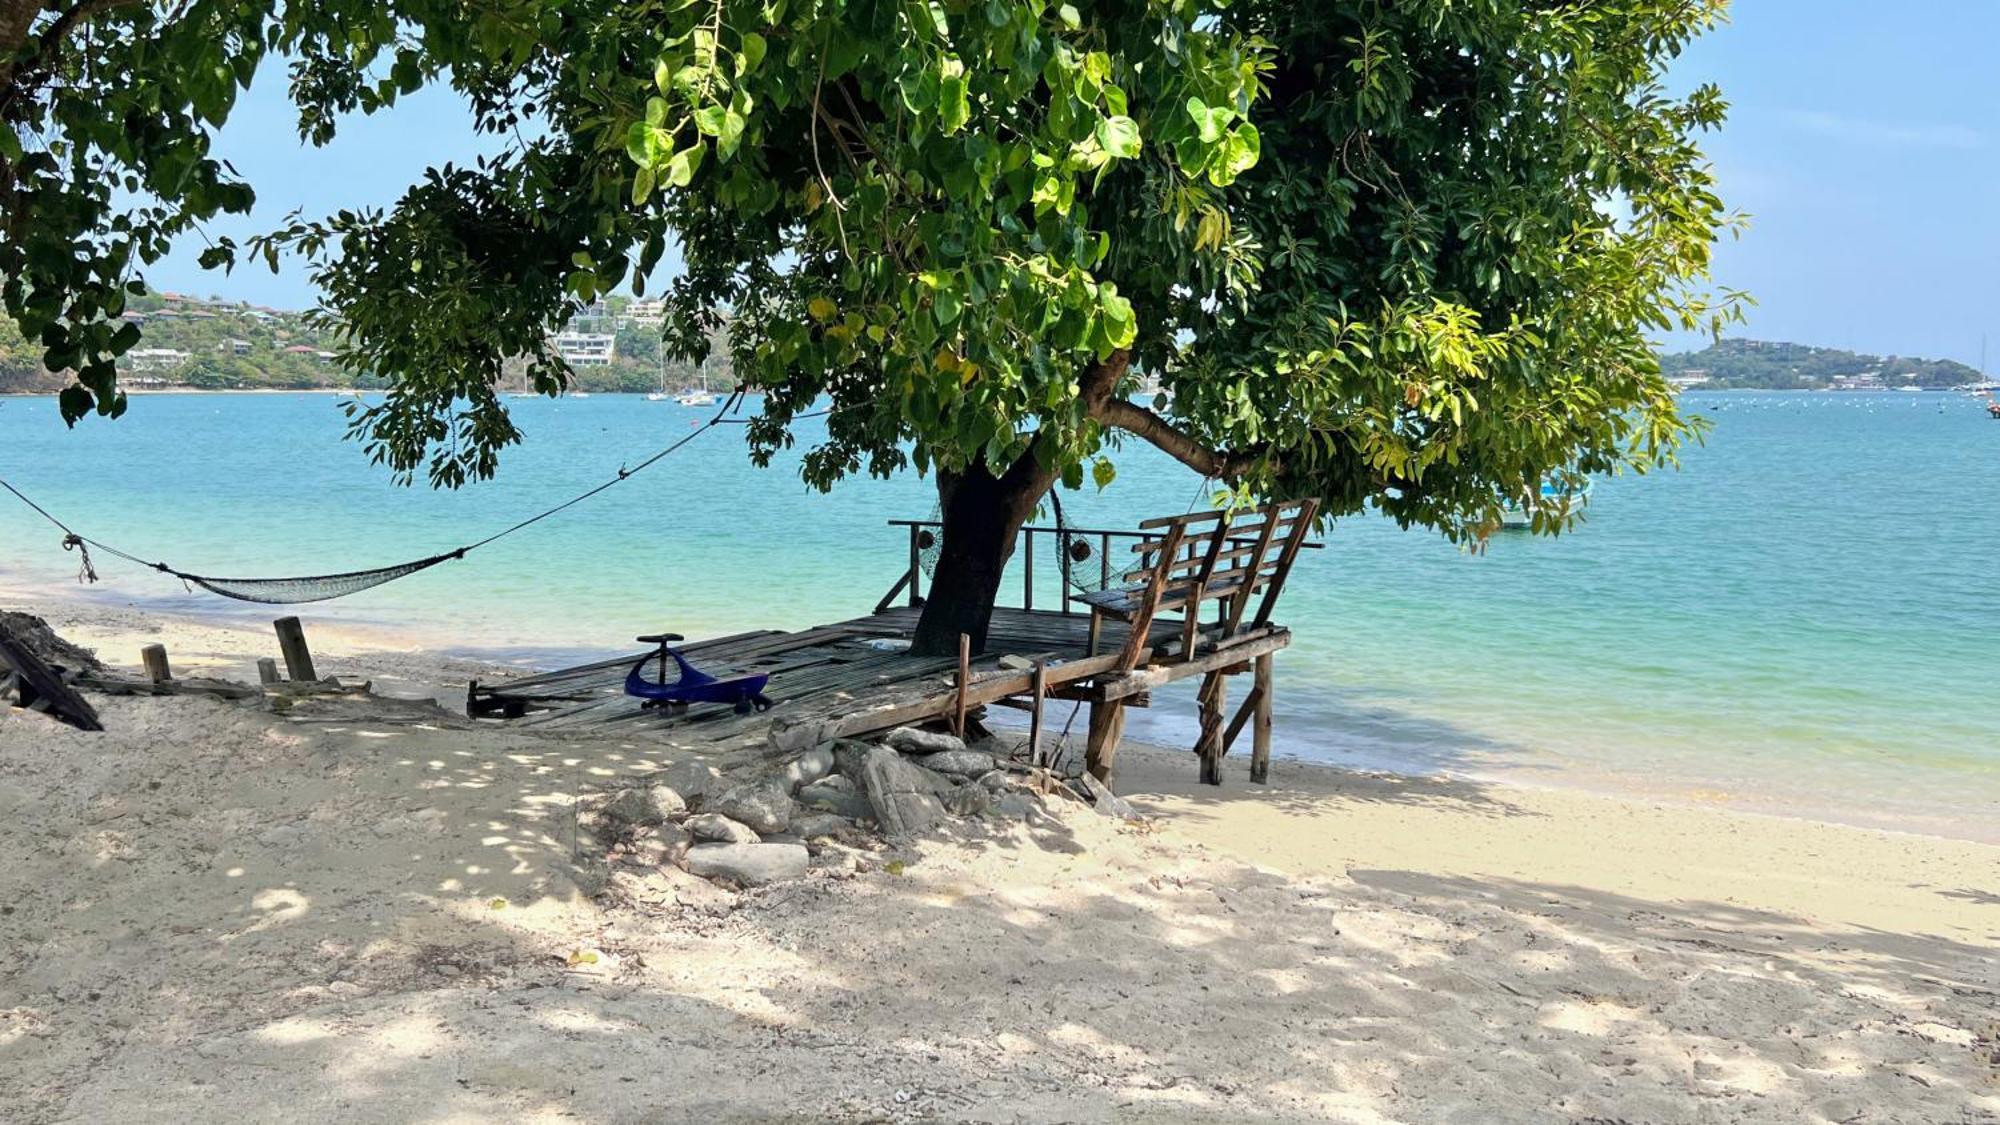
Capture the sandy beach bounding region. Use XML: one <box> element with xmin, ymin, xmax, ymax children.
<box><xmin>2</xmin><ymin>594</ymin><xmax>1996</xmax><ymax>1123</ymax></box>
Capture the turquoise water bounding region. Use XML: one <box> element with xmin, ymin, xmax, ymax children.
<box><xmin>3</xmin><ymin>391</ymin><xmax>1997</xmax><ymax>837</ymax></box>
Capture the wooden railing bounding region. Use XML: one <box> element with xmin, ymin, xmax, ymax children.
<box><xmin>879</xmin><ymin>517</ymin><xmax>1321</xmax><ymax>617</ymax></box>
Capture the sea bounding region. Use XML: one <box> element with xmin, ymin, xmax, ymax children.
<box><xmin>3</xmin><ymin>390</ymin><xmax>1996</xmax><ymax>841</ymax></box>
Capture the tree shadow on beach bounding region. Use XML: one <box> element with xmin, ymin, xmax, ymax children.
<box><xmin>9</xmin><ymin>694</ymin><xmax>1999</xmax><ymax>1124</ymax></box>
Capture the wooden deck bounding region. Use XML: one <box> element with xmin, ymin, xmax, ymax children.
<box><xmin>472</xmin><ymin>605</ymin><xmax>1292</xmax><ymax>778</ymax></box>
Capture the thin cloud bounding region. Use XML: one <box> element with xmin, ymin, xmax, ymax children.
<box><xmin>1777</xmin><ymin>109</ymin><xmax>1984</xmax><ymax>150</ymax></box>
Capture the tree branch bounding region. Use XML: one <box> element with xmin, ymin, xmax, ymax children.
<box><xmin>1092</xmin><ymin>396</ymin><xmax>1265</xmax><ymax>481</ymax></box>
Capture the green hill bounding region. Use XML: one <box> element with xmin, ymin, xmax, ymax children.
<box><xmin>1661</xmin><ymin>339</ymin><xmax>1981</xmax><ymax>390</ymax></box>
<box><xmin>0</xmin><ymin>292</ymin><xmax>732</xmax><ymax>395</ymax></box>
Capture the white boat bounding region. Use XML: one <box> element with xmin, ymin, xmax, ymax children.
<box><xmin>676</xmin><ymin>389</ymin><xmax>718</xmax><ymax>406</ymax></box>
<box><xmin>1499</xmin><ymin>478</ymin><xmax>1593</xmax><ymax>530</ymax></box>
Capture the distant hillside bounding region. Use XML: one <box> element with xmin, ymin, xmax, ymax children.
<box><xmin>1661</xmin><ymin>339</ymin><xmax>1982</xmax><ymax>390</ymax></box>
<box><xmin>0</xmin><ymin>292</ymin><xmax>732</xmax><ymax>395</ymax></box>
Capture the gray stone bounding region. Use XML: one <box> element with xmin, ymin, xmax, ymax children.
<box><xmin>944</xmin><ymin>784</ymin><xmax>991</xmax><ymax>818</ymax></box>
<box><xmin>684</xmin><ymin>812</ymin><xmax>760</xmax><ymax>844</ymax></box>
<box><xmin>680</xmin><ymin>842</ymin><xmax>810</xmax><ymax>886</ymax></box>
<box><xmin>623</xmin><ymin>822</ymin><xmax>692</xmax><ymax>866</ymax></box>
<box><xmin>603</xmin><ymin>783</ymin><xmax>686</xmax><ymax>829</ymax></box>
<box><xmin>797</xmin><ymin>784</ymin><xmax>873</xmax><ymax>821</ymax></box>
<box><xmin>813</xmin><ymin>773</ymin><xmax>855</xmax><ymax>793</ymax></box>
<box><xmin>858</xmin><ymin>744</ymin><xmax>947</xmax><ymax>838</ymax></box>
<box><xmin>918</xmin><ymin>749</ymin><xmax>996</xmax><ymax>778</ymax></box>
<box><xmin>831</xmin><ymin>739</ymin><xmax>875</xmax><ymax>782</ymax></box>
<box><xmin>1078</xmin><ymin>771</ymin><xmax>1140</xmax><ymax>820</ymax></box>
<box><xmin>707</xmin><ymin>780</ymin><xmax>793</xmax><ymax>835</ymax></box>
<box><xmin>790</xmin><ymin>813</ymin><xmax>856</xmax><ymax>839</ymax></box>
<box><xmin>991</xmin><ymin>793</ymin><xmax>1040</xmax><ymax>820</ymax></box>
<box><xmin>976</xmin><ymin>770</ymin><xmax>1010</xmax><ymax>792</ymax></box>
<box><xmin>779</xmin><ymin>746</ymin><xmax>836</xmax><ymax>794</ymax></box>
<box><xmin>661</xmin><ymin>760</ymin><xmax>722</xmax><ymax>805</ymax></box>
<box><xmin>884</xmin><ymin>727</ymin><xmax>967</xmax><ymax>756</ymax></box>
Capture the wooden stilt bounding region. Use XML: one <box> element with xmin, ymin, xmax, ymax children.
<box><xmin>1085</xmin><ymin>698</ymin><xmax>1128</xmax><ymax>783</ymax></box>
<box><xmin>1196</xmin><ymin>670</ymin><xmax>1227</xmax><ymax>786</ymax></box>
<box><xmin>951</xmin><ymin>632</ymin><xmax>970</xmax><ymax>738</ymax></box>
<box><xmin>273</xmin><ymin>616</ymin><xmax>316</xmax><ymax>682</ymax></box>
<box><xmin>256</xmin><ymin>658</ymin><xmax>280</xmax><ymax>685</ymax></box>
<box><xmin>140</xmin><ymin>644</ymin><xmax>171</xmax><ymax>684</ymax></box>
<box><xmin>1250</xmin><ymin>652</ymin><xmax>1274</xmax><ymax>784</ymax></box>
<box><xmin>1028</xmin><ymin>658</ymin><xmax>1047</xmax><ymax>766</ymax></box>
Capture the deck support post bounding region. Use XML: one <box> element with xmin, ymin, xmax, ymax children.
<box><xmin>1028</xmin><ymin>658</ymin><xmax>1048</xmax><ymax>766</ymax></box>
<box><xmin>273</xmin><ymin>617</ymin><xmax>316</xmax><ymax>682</ymax></box>
<box><xmin>1196</xmin><ymin>669</ymin><xmax>1228</xmax><ymax>786</ymax></box>
<box><xmin>140</xmin><ymin>644</ymin><xmax>171</xmax><ymax>684</ymax></box>
<box><xmin>1085</xmin><ymin>698</ymin><xmax>1128</xmax><ymax>783</ymax></box>
<box><xmin>256</xmin><ymin>658</ymin><xmax>280</xmax><ymax>685</ymax></box>
<box><xmin>1249</xmin><ymin>653</ymin><xmax>1274</xmax><ymax>784</ymax></box>
<box><xmin>951</xmin><ymin>632</ymin><xmax>970</xmax><ymax>738</ymax></box>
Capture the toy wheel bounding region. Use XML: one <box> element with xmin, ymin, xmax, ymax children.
<box><xmin>733</xmin><ymin>697</ymin><xmax>753</xmax><ymax>715</ymax></box>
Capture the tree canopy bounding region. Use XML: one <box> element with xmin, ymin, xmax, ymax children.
<box><xmin>5</xmin><ymin>0</ymin><xmax>1741</xmax><ymax>546</ymax></box>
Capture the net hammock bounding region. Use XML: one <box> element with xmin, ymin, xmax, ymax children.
<box><xmin>2</xmin><ymin>391</ymin><xmax>743</xmax><ymax>605</ymax></box>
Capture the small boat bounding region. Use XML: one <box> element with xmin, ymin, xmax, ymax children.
<box><xmin>1499</xmin><ymin>478</ymin><xmax>1593</xmax><ymax>530</ymax></box>
<box><xmin>676</xmin><ymin>388</ymin><xmax>718</xmax><ymax>406</ymax></box>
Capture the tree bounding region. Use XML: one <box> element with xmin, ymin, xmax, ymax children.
<box><xmin>5</xmin><ymin>0</ymin><xmax>1741</xmax><ymax>656</ymax></box>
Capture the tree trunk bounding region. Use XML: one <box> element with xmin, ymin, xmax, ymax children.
<box><xmin>908</xmin><ymin>350</ymin><xmax>1133</xmax><ymax>658</ymax></box>
<box><xmin>909</xmin><ymin>461</ymin><xmax>1049</xmax><ymax>656</ymax></box>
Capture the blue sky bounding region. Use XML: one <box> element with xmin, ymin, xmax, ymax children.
<box><xmin>149</xmin><ymin>1</ymin><xmax>2000</xmax><ymax>367</ymax></box>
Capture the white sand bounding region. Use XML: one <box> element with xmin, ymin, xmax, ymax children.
<box><xmin>2</xmin><ymin>598</ymin><xmax>1996</xmax><ymax>1123</ymax></box>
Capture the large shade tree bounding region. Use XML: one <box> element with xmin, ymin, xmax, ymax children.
<box><xmin>3</xmin><ymin>0</ymin><xmax>1740</xmax><ymax>655</ymax></box>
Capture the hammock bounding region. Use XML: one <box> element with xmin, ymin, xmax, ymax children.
<box><xmin>1</xmin><ymin>391</ymin><xmax>743</xmax><ymax>605</ymax></box>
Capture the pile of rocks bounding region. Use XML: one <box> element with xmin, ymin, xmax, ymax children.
<box><xmin>576</xmin><ymin>727</ymin><xmax>1064</xmax><ymax>889</ymax></box>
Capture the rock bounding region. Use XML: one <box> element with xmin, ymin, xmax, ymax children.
<box><xmin>604</xmin><ymin>783</ymin><xmax>686</xmax><ymax>829</ymax></box>
<box><xmin>680</xmin><ymin>842</ymin><xmax>810</xmax><ymax>886</ymax></box>
<box><xmin>797</xmin><ymin>784</ymin><xmax>873</xmax><ymax>821</ymax></box>
<box><xmin>789</xmin><ymin>813</ymin><xmax>856</xmax><ymax>840</ymax></box>
<box><xmin>976</xmin><ymin>770</ymin><xmax>1010</xmax><ymax>792</ymax></box>
<box><xmin>684</xmin><ymin>813</ymin><xmax>760</xmax><ymax>844</ymax></box>
<box><xmin>661</xmin><ymin>760</ymin><xmax>722</xmax><ymax>806</ymax></box>
<box><xmin>779</xmin><ymin>746</ymin><xmax>836</xmax><ymax>794</ymax></box>
<box><xmin>1077</xmin><ymin>771</ymin><xmax>1140</xmax><ymax>820</ymax></box>
<box><xmin>990</xmin><ymin>793</ymin><xmax>1040</xmax><ymax>820</ymax></box>
<box><xmin>944</xmin><ymin>784</ymin><xmax>991</xmax><ymax>818</ymax></box>
<box><xmin>830</xmin><ymin>739</ymin><xmax>875</xmax><ymax>782</ymax></box>
<box><xmin>707</xmin><ymin>780</ymin><xmax>793</xmax><ymax>835</ymax></box>
<box><xmin>623</xmin><ymin>822</ymin><xmax>692</xmax><ymax>866</ymax></box>
<box><xmin>759</xmin><ymin>832</ymin><xmax>805</xmax><ymax>847</ymax></box>
<box><xmin>858</xmin><ymin>745</ymin><xmax>948</xmax><ymax>838</ymax></box>
<box><xmin>918</xmin><ymin>749</ymin><xmax>995</xmax><ymax>778</ymax></box>
<box><xmin>884</xmin><ymin>727</ymin><xmax>967</xmax><ymax>756</ymax></box>
<box><xmin>814</xmin><ymin>773</ymin><xmax>855</xmax><ymax>793</ymax></box>
<box><xmin>996</xmin><ymin>654</ymin><xmax>1035</xmax><ymax>671</ymax></box>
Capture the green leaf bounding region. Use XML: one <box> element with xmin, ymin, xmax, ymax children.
<box><xmin>740</xmin><ymin>31</ymin><xmax>768</xmax><ymax>72</ymax></box>
<box><xmin>664</xmin><ymin>142</ymin><xmax>705</xmax><ymax>187</ymax></box>
<box><xmin>1092</xmin><ymin>458</ymin><xmax>1116</xmax><ymax>491</ymax></box>
<box><xmin>1096</xmin><ymin>115</ymin><xmax>1141</xmax><ymax>159</ymax></box>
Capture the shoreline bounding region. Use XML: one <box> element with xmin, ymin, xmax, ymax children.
<box><xmin>8</xmin><ymin>577</ymin><xmax>2000</xmax><ymax>855</ymax></box>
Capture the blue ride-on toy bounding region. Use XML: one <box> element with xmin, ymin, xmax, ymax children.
<box><xmin>624</xmin><ymin>633</ymin><xmax>773</xmax><ymax>714</ymax></box>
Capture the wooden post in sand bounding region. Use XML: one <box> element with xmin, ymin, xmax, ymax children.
<box><xmin>1028</xmin><ymin>658</ymin><xmax>1047</xmax><ymax>766</ymax></box>
<box><xmin>256</xmin><ymin>658</ymin><xmax>280</xmax><ymax>685</ymax></box>
<box><xmin>273</xmin><ymin>617</ymin><xmax>316</xmax><ymax>682</ymax></box>
<box><xmin>140</xmin><ymin>644</ymin><xmax>172</xmax><ymax>684</ymax></box>
<box><xmin>1196</xmin><ymin>670</ymin><xmax>1227</xmax><ymax>786</ymax></box>
<box><xmin>1249</xmin><ymin>653</ymin><xmax>1274</xmax><ymax>784</ymax></box>
<box><xmin>1085</xmin><ymin>699</ymin><xmax>1127</xmax><ymax>783</ymax></box>
<box><xmin>951</xmin><ymin>633</ymin><xmax>970</xmax><ymax>738</ymax></box>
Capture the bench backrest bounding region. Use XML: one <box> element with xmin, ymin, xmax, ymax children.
<box><xmin>1125</xmin><ymin>497</ymin><xmax>1319</xmax><ymax>635</ymax></box>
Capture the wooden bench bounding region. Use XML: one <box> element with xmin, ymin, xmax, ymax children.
<box><xmin>1080</xmin><ymin>498</ymin><xmax>1319</xmax><ymax>673</ymax></box>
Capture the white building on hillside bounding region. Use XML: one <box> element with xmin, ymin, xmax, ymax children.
<box><xmin>554</xmin><ymin>331</ymin><xmax>616</xmax><ymax>366</ymax></box>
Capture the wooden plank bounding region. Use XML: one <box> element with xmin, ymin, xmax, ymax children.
<box><xmin>256</xmin><ymin>658</ymin><xmax>280</xmax><ymax>685</ymax></box>
<box><xmin>1115</xmin><ymin>523</ymin><xmax>1185</xmax><ymax>671</ymax></box>
<box><xmin>0</xmin><ymin>621</ymin><xmax>102</xmax><ymax>731</ymax></box>
<box><xmin>1085</xmin><ymin>627</ymin><xmax>1291</xmax><ymax>702</ymax></box>
<box><xmin>952</xmin><ymin>633</ymin><xmax>970</xmax><ymax>738</ymax></box>
<box><xmin>1252</xmin><ymin>498</ymin><xmax>1319</xmax><ymax>629</ymax></box>
<box><xmin>1028</xmin><ymin>658</ymin><xmax>1047</xmax><ymax>766</ymax></box>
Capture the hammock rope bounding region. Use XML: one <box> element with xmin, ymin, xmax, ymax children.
<box><xmin>1</xmin><ymin>390</ymin><xmax>746</xmax><ymax>605</ymax></box>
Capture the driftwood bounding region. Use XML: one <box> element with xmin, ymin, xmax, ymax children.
<box><xmin>0</xmin><ymin>619</ymin><xmax>102</xmax><ymax>731</ymax></box>
<box><xmin>78</xmin><ymin>671</ymin><xmax>263</xmax><ymax>701</ymax></box>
